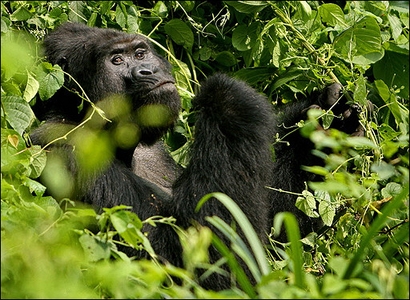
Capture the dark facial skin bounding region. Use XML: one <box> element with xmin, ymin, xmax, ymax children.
<box><xmin>94</xmin><ymin>37</ymin><xmax>181</xmax><ymax>145</ymax></box>
<box><xmin>100</xmin><ymin>39</ymin><xmax>177</xmax><ymax>106</ymax></box>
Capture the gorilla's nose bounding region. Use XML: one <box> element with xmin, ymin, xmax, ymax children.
<box><xmin>131</xmin><ymin>65</ymin><xmax>160</xmax><ymax>79</ymax></box>
<box><xmin>138</xmin><ymin>69</ymin><xmax>154</xmax><ymax>76</ymax></box>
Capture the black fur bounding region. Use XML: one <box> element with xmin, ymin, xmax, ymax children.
<box><xmin>149</xmin><ymin>74</ymin><xmax>275</xmax><ymax>289</ymax></box>
<box><xmin>31</xmin><ymin>22</ymin><xmax>364</xmax><ymax>291</ymax></box>
<box><xmin>270</xmin><ymin>83</ymin><xmax>367</xmax><ymax>239</ymax></box>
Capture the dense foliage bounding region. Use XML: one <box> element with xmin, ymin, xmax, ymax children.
<box><xmin>1</xmin><ymin>1</ymin><xmax>409</xmax><ymax>298</ymax></box>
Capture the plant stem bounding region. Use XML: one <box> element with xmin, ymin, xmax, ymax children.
<box><xmin>269</xmin><ymin>2</ymin><xmax>355</xmax><ymax>102</ymax></box>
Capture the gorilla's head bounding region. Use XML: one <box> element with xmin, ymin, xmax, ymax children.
<box><xmin>43</xmin><ymin>22</ymin><xmax>181</xmax><ymax>145</ymax></box>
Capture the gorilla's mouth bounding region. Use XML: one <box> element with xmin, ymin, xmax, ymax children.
<box><xmin>143</xmin><ymin>81</ymin><xmax>177</xmax><ymax>98</ymax></box>
<box><xmin>152</xmin><ymin>80</ymin><xmax>176</xmax><ymax>90</ymax></box>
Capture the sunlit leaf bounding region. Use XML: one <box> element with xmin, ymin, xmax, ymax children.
<box><xmin>79</xmin><ymin>234</ymin><xmax>111</xmax><ymax>262</ymax></box>
<box><xmin>164</xmin><ymin>19</ymin><xmax>194</xmax><ymax>51</ymax></box>
<box><xmin>2</xmin><ymin>95</ymin><xmax>35</xmax><ymax>135</ymax></box>
<box><xmin>334</xmin><ymin>17</ymin><xmax>383</xmax><ymax>65</ymax></box>
<box><xmin>226</xmin><ymin>1</ymin><xmax>268</xmax><ymax>14</ymax></box>
<box><xmin>319</xmin><ymin>200</ymin><xmax>335</xmax><ymax>226</ymax></box>
<box><xmin>23</xmin><ymin>72</ymin><xmax>39</xmax><ymax>102</ymax></box>
<box><xmin>296</xmin><ymin>190</ymin><xmax>319</xmax><ymax>218</ymax></box>
<box><xmin>319</xmin><ymin>3</ymin><xmax>348</xmax><ymax>27</ymax></box>
<box><xmin>36</xmin><ymin>62</ymin><xmax>64</xmax><ymax>101</ymax></box>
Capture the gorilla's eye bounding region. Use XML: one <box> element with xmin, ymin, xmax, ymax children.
<box><xmin>135</xmin><ymin>49</ymin><xmax>146</xmax><ymax>60</ymax></box>
<box><xmin>111</xmin><ymin>55</ymin><xmax>124</xmax><ymax>65</ymax></box>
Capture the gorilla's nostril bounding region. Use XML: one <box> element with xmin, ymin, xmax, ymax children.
<box><xmin>139</xmin><ymin>69</ymin><xmax>153</xmax><ymax>76</ymax></box>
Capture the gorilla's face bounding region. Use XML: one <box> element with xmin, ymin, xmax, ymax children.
<box><xmin>95</xmin><ymin>36</ymin><xmax>181</xmax><ymax>144</ymax></box>
<box><xmin>101</xmin><ymin>37</ymin><xmax>178</xmax><ymax>107</ymax></box>
<box><xmin>44</xmin><ymin>23</ymin><xmax>181</xmax><ymax>145</ymax></box>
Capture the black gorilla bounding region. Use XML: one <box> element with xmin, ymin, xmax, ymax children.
<box><xmin>31</xmin><ymin>22</ymin><xmax>364</xmax><ymax>290</ymax></box>
<box><xmin>32</xmin><ymin>22</ymin><xmax>181</xmax><ymax>221</ymax></box>
<box><xmin>270</xmin><ymin>83</ymin><xmax>368</xmax><ymax>241</ymax></box>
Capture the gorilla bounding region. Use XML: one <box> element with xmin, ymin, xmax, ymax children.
<box><xmin>30</xmin><ymin>22</ymin><xmax>365</xmax><ymax>290</ymax></box>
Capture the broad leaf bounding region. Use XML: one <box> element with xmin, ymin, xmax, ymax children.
<box><xmin>319</xmin><ymin>200</ymin><xmax>336</xmax><ymax>226</ymax></box>
<box><xmin>319</xmin><ymin>3</ymin><xmax>348</xmax><ymax>27</ymax></box>
<box><xmin>232</xmin><ymin>23</ymin><xmax>259</xmax><ymax>52</ymax></box>
<box><xmin>2</xmin><ymin>95</ymin><xmax>35</xmax><ymax>135</ymax></box>
<box><xmin>373</xmin><ymin>49</ymin><xmax>409</xmax><ymax>99</ymax></box>
<box><xmin>79</xmin><ymin>234</ymin><xmax>111</xmax><ymax>262</ymax></box>
<box><xmin>164</xmin><ymin>19</ymin><xmax>194</xmax><ymax>51</ymax></box>
<box><xmin>36</xmin><ymin>62</ymin><xmax>64</xmax><ymax>101</ymax></box>
<box><xmin>295</xmin><ymin>190</ymin><xmax>319</xmax><ymax>218</ymax></box>
<box><xmin>334</xmin><ymin>17</ymin><xmax>384</xmax><ymax>65</ymax></box>
<box><xmin>23</xmin><ymin>72</ymin><xmax>39</xmax><ymax>102</ymax></box>
<box><xmin>110</xmin><ymin>210</ymin><xmax>143</xmax><ymax>247</ymax></box>
<box><xmin>225</xmin><ymin>1</ymin><xmax>268</xmax><ymax>14</ymax></box>
<box><xmin>214</xmin><ymin>51</ymin><xmax>237</xmax><ymax>67</ymax></box>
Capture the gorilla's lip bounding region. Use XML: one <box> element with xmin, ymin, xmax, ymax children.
<box><xmin>153</xmin><ymin>80</ymin><xmax>176</xmax><ymax>90</ymax></box>
<box><xmin>139</xmin><ymin>80</ymin><xmax>177</xmax><ymax>98</ymax></box>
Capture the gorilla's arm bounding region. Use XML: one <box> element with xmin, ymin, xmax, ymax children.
<box><xmin>270</xmin><ymin>83</ymin><xmax>369</xmax><ymax>239</ymax></box>
<box><xmin>173</xmin><ymin>74</ymin><xmax>274</xmax><ymax>234</ymax></box>
<box><xmin>132</xmin><ymin>141</ymin><xmax>182</xmax><ymax>197</ymax></box>
<box><xmin>30</xmin><ymin>126</ymin><xmax>165</xmax><ymax>220</ymax></box>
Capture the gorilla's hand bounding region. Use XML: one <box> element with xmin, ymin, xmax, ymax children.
<box><xmin>304</xmin><ymin>83</ymin><xmax>373</xmax><ymax>136</ymax></box>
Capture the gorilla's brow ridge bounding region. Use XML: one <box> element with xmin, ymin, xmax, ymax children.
<box><xmin>110</xmin><ymin>40</ymin><xmax>150</xmax><ymax>55</ymax></box>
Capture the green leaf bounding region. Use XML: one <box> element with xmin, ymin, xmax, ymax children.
<box><xmin>334</xmin><ymin>17</ymin><xmax>383</xmax><ymax>65</ymax></box>
<box><xmin>110</xmin><ymin>210</ymin><xmax>143</xmax><ymax>247</ymax></box>
<box><xmin>1</xmin><ymin>31</ymin><xmax>36</xmax><ymax>80</ymax></box>
<box><xmin>273</xmin><ymin>212</ymin><xmax>305</xmax><ymax>289</ymax></box>
<box><xmin>36</xmin><ymin>63</ymin><xmax>64</xmax><ymax>101</ymax></box>
<box><xmin>196</xmin><ymin>192</ymin><xmax>270</xmax><ymax>277</ymax></box>
<box><xmin>374</xmin><ymin>79</ymin><xmax>406</xmax><ymax>125</ymax></box>
<box><xmin>343</xmin><ymin>183</ymin><xmax>409</xmax><ymax>279</ymax></box>
<box><xmin>387</xmin><ymin>14</ymin><xmax>402</xmax><ymax>41</ymax></box>
<box><xmin>234</xmin><ymin>67</ymin><xmax>277</xmax><ymax>86</ymax></box>
<box><xmin>232</xmin><ymin>23</ymin><xmax>259</xmax><ymax>52</ymax></box>
<box><xmin>319</xmin><ymin>200</ymin><xmax>335</xmax><ymax>226</ymax></box>
<box><xmin>79</xmin><ymin>234</ymin><xmax>111</xmax><ymax>262</ymax></box>
<box><xmin>381</xmin><ymin>182</ymin><xmax>402</xmax><ymax>199</ymax></box>
<box><xmin>321</xmin><ymin>274</ymin><xmax>347</xmax><ymax>295</ymax></box>
<box><xmin>321</xmin><ymin>110</ymin><xmax>334</xmax><ymax>130</ymax></box>
<box><xmin>344</xmin><ymin>136</ymin><xmax>378</xmax><ymax>149</ymax></box>
<box><xmin>299</xmin><ymin>1</ymin><xmax>312</xmax><ymax>17</ymax></box>
<box><xmin>295</xmin><ymin>190</ymin><xmax>319</xmax><ymax>218</ymax></box>
<box><xmin>214</xmin><ymin>51</ymin><xmax>237</xmax><ymax>67</ymax></box>
<box><xmin>23</xmin><ymin>72</ymin><xmax>39</xmax><ymax>102</ymax></box>
<box><xmin>171</xmin><ymin>59</ymin><xmax>192</xmax><ymax>94</ymax></box>
<box><xmin>164</xmin><ymin>19</ymin><xmax>194</xmax><ymax>51</ymax></box>
<box><xmin>87</xmin><ymin>12</ymin><xmax>98</xmax><ymax>27</ymax></box>
<box><xmin>153</xmin><ymin>1</ymin><xmax>168</xmax><ymax>18</ymax></box>
<box><xmin>10</xmin><ymin>6</ymin><xmax>32</xmax><ymax>21</ymax></box>
<box><xmin>206</xmin><ymin>216</ymin><xmax>261</xmax><ymax>283</ymax></box>
<box><xmin>354</xmin><ymin>75</ymin><xmax>368</xmax><ymax>106</ymax></box>
<box><xmin>22</xmin><ymin>176</ymin><xmax>46</xmax><ymax>196</ymax></box>
<box><xmin>225</xmin><ymin>1</ymin><xmax>268</xmax><ymax>14</ymax></box>
<box><xmin>371</xmin><ymin>161</ymin><xmax>396</xmax><ymax>181</ymax></box>
<box><xmin>115</xmin><ymin>4</ymin><xmax>126</xmax><ymax>29</ymax></box>
<box><xmin>271</xmin><ymin>68</ymin><xmax>303</xmax><ymax>91</ymax></box>
<box><xmin>210</xmin><ymin>233</ymin><xmax>257</xmax><ymax>298</ymax></box>
<box><xmin>318</xmin><ymin>3</ymin><xmax>348</xmax><ymax>27</ymax></box>
<box><xmin>302</xmin><ymin>165</ymin><xmax>329</xmax><ymax>176</ymax></box>
<box><xmin>373</xmin><ymin>50</ymin><xmax>409</xmax><ymax>99</ymax></box>
<box><xmin>198</xmin><ymin>46</ymin><xmax>212</xmax><ymax>61</ymax></box>
<box><xmin>2</xmin><ymin>95</ymin><xmax>35</xmax><ymax>135</ymax></box>
<box><xmin>374</xmin><ymin>79</ymin><xmax>390</xmax><ymax>102</ymax></box>
<box><xmin>28</xmin><ymin>146</ymin><xmax>47</xmax><ymax>179</ymax></box>
<box><xmin>68</xmin><ymin>1</ymin><xmax>86</xmax><ymax>23</ymax></box>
